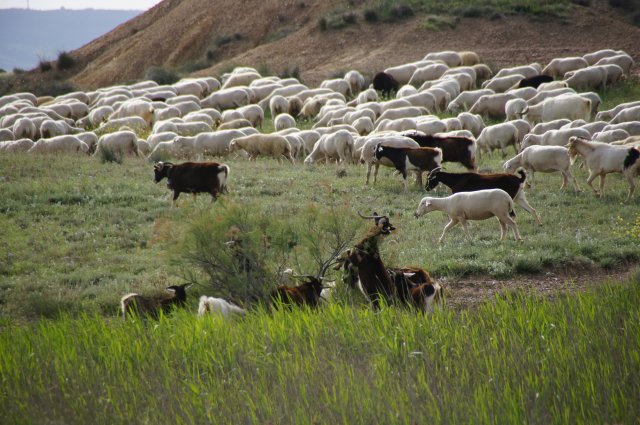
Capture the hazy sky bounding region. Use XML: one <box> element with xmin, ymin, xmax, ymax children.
<box><xmin>0</xmin><ymin>0</ymin><xmax>163</xmax><ymax>10</ymax></box>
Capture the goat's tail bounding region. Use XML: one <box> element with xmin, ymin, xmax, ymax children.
<box><xmin>515</xmin><ymin>168</ymin><xmax>527</xmax><ymax>183</ymax></box>
<box><xmin>623</xmin><ymin>148</ymin><xmax>640</xmax><ymax>170</ymax></box>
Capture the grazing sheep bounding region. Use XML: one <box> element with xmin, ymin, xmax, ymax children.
<box><xmin>269</xmin><ymin>95</ymin><xmax>288</xmax><ymax>117</ymax></box>
<box><xmin>472</xmin><ymin>64</ymin><xmax>493</xmax><ymax>82</ymax></box>
<box><xmin>344</xmin><ymin>70</ymin><xmax>366</xmax><ymax>95</ymax></box>
<box><xmin>567</xmin><ymin>136</ymin><xmax>640</xmax><ymax>200</ymax></box>
<box><xmin>372</xmin><ymin>72</ymin><xmax>400</xmax><ymax>97</ymax></box>
<box><xmin>503</xmin><ymin>145</ymin><xmax>580</xmax><ymax>191</ymax></box>
<box><xmin>97</xmin><ymin>116</ymin><xmax>149</xmax><ymax>135</ymax></box>
<box><xmin>359</xmin><ymin>135</ymin><xmax>420</xmax><ymax>185</ymax></box>
<box><xmin>274</xmin><ymin>113</ymin><xmax>296</xmax><ymax>131</ymax></box>
<box><xmin>542</xmin><ymin>57</ymin><xmax>589</xmax><ymax>78</ymax></box>
<box><xmin>505</xmin><ymin>98</ymin><xmax>528</xmax><ymax>121</ymax></box>
<box><xmin>304</xmin><ymin>130</ymin><xmax>355</xmax><ymax>165</ymax></box>
<box><xmin>415</xmin><ymin>189</ymin><xmax>522</xmax><ymax>242</ymax></box>
<box><xmin>201</xmin><ymin>87</ymin><xmax>251</xmax><ymax>111</ymax></box>
<box><xmin>447</xmin><ymin>89</ymin><xmax>495</xmax><ymax>113</ymax></box>
<box><xmin>521</xmin><ymin>127</ymin><xmax>591</xmax><ymax>150</ymax></box>
<box><xmin>94</xmin><ymin>130</ymin><xmax>139</xmax><ymax>158</ymax></box>
<box><xmin>218</xmin><ymin>118</ymin><xmax>253</xmax><ymax>130</ymax></box>
<box><xmin>424</xmin><ymin>51</ymin><xmax>462</xmax><ymax>67</ymax></box>
<box><xmin>0</xmin><ymin>138</ymin><xmax>34</xmax><ymax>152</ymax></box>
<box><xmin>596</xmin><ymin>101</ymin><xmax>640</xmax><ymax>121</ymax></box>
<box><xmin>457</xmin><ymin>112</ymin><xmax>485</xmax><ymax>137</ymax></box>
<box><xmin>537</xmin><ymin>81</ymin><xmax>570</xmax><ymax>92</ymax></box>
<box><xmin>12</xmin><ymin>117</ymin><xmax>37</xmax><ymax>139</ymax></box>
<box><xmin>320</xmin><ymin>78</ymin><xmax>352</xmax><ymax>98</ymax></box>
<box><xmin>353</xmin><ymin>116</ymin><xmax>375</xmax><ymax>135</ymax></box>
<box><xmin>482</xmin><ymin>74</ymin><xmax>525</xmax><ymax>93</ymax></box>
<box><xmin>593</xmin><ymin>129</ymin><xmax>631</xmax><ymax>143</ymax></box>
<box><xmin>522</xmin><ymin>94</ymin><xmax>591</xmax><ymax>124</ymax></box>
<box><xmin>109</xmin><ymin>99</ymin><xmax>155</xmax><ymax>127</ymax></box>
<box><xmin>229</xmin><ymin>134</ymin><xmax>294</xmax><ymax>163</ymax></box>
<box><xmin>583</xmin><ymin>49</ymin><xmax>621</xmax><ymax>65</ymax></box>
<box><xmin>495</xmin><ymin>64</ymin><xmax>541</xmax><ymax>79</ymax></box>
<box><xmin>594</xmin><ymin>54</ymin><xmax>634</xmax><ymax>75</ymax></box>
<box><xmin>469</xmin><ymin>93</ymin><xmax>517</xmax><ymax>120</ymax></box>
<box><xmin>609</xmin><ymin>105</ymin><xmax>640</xmax><ymax>125</ymax></box>
<box><xmin>531</xmin><ymin>119</ymin><xmax>572</xmax><ymax>135</ymax></box>
<box><xmin>459</xmin><ymin>51</ymin><xmax>480</xmax><ymax>66</ymax></box>
<box><xmin>121</xmin><ymin>284</ymin><xmax>191</xmax><ymax>320</ymax></box>
<box><xmin>408</xmin><ymin>63</ymin><xmax>449</xmax><ymax>87</ymax></box>
<box><xmin>476</xmin><ymin>122</ymin><xmax>520</xmax><ymax>157</ymax></box>
<box><xmin>39</xmin><ymin>119</ymin><xmax>82</xmax><ymax>138</ymax></box>
<box><xmin>564</xmin><ymin>66</ymin><xmax>607</xmax><ymax>90</ymax></box>
<box><xmin>197</xmin><ymin>296</ymin><xmax>246</xmax><ymax>318</ymax></box>
<box><xmin>0</xmin><ymin>128</ymin><xmax>15</xmax><ymax>142</ymax></box>
<box><xmin>28</xmin><ymin>135</ymin><xmax>89</xmax><ymax>155</ymax></box>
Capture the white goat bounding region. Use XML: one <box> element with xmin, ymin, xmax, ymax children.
<box><xmin>197</xmin><ymin>296</ymin><xmax>246</xmax><ymax>318</ymax></box>
<box><xmin>566</xmin><ymin>136</ymin><xmax>640</xmax><ymax>200</ymax></box>
<box><xmin>415</xmin><ymin>189</ymin><xmax>522</xmax><ymax>242</ymax></box>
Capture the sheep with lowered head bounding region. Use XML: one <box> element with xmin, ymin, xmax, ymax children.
<box><xmin>198</xmin><ymin>296</ymin><xmax>246</xmax><ymax>318</ymax></box>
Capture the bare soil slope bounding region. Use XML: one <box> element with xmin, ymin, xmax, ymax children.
<box><xmin>65</xmin><ymin>0</ymin><xmax>639</xmax><ymax>90</ymax></box>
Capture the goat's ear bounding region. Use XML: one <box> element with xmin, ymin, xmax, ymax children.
<box><xmin>165</xmin><ymin>286</ymin><xmax>176</xmax><ymax>293</ymax></box>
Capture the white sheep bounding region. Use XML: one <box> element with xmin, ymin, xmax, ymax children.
<box><xmin>344</xmin><ymin>70</ymin><xmax>366</xmax><ymax>95</ymax></box>
<box><xmin>542</xmin><ymin>57</ymin><xmax>589</xmax><ymax>78</ymax></box>
<box><xmin>97</xmin><ymin>116</ymin><xmax>148</xmax><ymax>135</ymax></box>
<box><xmin>76</xmin><ymin>105</ymin><xmax>114</xmax><ymax>128</ymax></box>
<box><xmin>583</xmin><ymin>49</ymin><xmax>622</xmax><ymax>65</ymax></box>
<box><xmin>523</xmin><ymin>94</ymin><xmax>591</xmax><ymax>124</ymax></box>
<box><xmin>320</xmin><ymin>78</ymin><xmax>352</xmax><ymax>98</ymax></box>
<box><xmin>457</xmin><ymin>112</ymin><xmax>485</xmax><ymax>137</ymax></box>
<box><xmin>28</xmin><ymin>135</ymin><xmax>89</xmax><ymax>155</ymax></box>
<box><xmin>609</xmin><ymin>105</ymin><xmax>640</xmax><ymax>125</ymax></box>
<box><xmin>229</xmin><ymin>134</ymin><xmax>294</xmax><ymax>163</ymax></box>
<box><xmin>415</xmin><ymin>189</ymin><xmax>522</xmax><ymax>242</ymax></box>
<box><xmin>482</xmin><ymin>74</ymin><xmax>525</xmax><ymax>93</ymax></box>
<box><xmin>109</xmin><ymin>99</ymin><xmax>155</xmax><ymax>127</ymax></box>
<box><xmin>476</xmin><ymin>122</ymin><xmax>519</xmax><ymax>157</ymax></box>
<box><xmin>39</xmin><ymin>119</ymin><xmax>82</xmax><ymax>138</ymax></box>
<box><xmin>505</xmin><ymin>98</ymin><xmax>528</xmax><ymax>121</ymax></box>
<box><xmin>407</xmin><ymin>63</ymin><xmax>449</xmax><ymax>87</ymax></box>
<box><xmin>12</xmin><ymin>117</ymin><xmax>37</xmax><ymax>139</ymax></box>
<box><xmin>424</xmin><ymin>51</ymin><xmax>462</xmax><ymax>67</ymax></box>
<box><xmin>495</xmin><ymin>63</ymin><xmax>541</xmax><ymax>79</ymax></box>
<box><xmin>0</xmin><ymin>128</ymin><xmax>14</xmax><ymax>142</ymax></box>
<box><xmin>459</xmin><ymin>51</ymin><xmax>480</xmax><ymax>66</ymax></box>
<box><xmin>593</xmin><ymin>129</ymin><xmax>631</xmax><ymax>143</ymax></box>
<box><xmin>274</xmin><ymin>113</ymin><xmax>296</xmax><ymax>131</ymax></box>
<box><xmin>170</xmin><ymin>100</ymin><xmax>201</xmax><ymax>117</ymax></box>
<box><xmin>384</xmin><ymin>63</ymin><xmax>419</xmax><ymax>85</ymax></box>
<box><xmin>154</xmin><ymin>121</ymin><xmax>212</xmax><ymax>136</ymax></box>
<box><xmin>222</xmin><ymin>71</ymin><xmax>261</xmax><ymax>89</ymax></box>
<box><xmin>503</xmin><ymin>145</ymin><xmax>580</xmax><ymax>191</ymax></box>
<box><xmin>566</xmin><ymin>136</ymin><xmax>640</xmax><ymax>200</ymax></box>
<box><xmin>375</xmin><ymin>106</ymin><xmax>428</xmax><ymax>126</ymax></box>
<box><xmin>201</xmin><ymin>87</ymin><xmax>251</xmax><ymax>111</ymax></box>
<box><xmin>506</xmin><ymin>119</ymin><xmax>531</xmax><ymax>145</ymax></box>
<box><xmin>269</xmin><ymin>95</ymin><xmax>289</xmax><ymax>118</ymax></box>
<box><xmin>507</xmin><ymin>86</ymin><xmax>537</xmax><ymax>101</ymax></box>
<box><xmin>353</xmin><ymin>116</ymin><xmax>375</xmax><ymax>135</ymax></box>
<box><xmin>472</xmin><ymin>64</ymin><xmax>493</xmax><ymax>82</ymax></box>
<box><xmin>537</xmin><ymin>81</ymin><xmax>570</xmax><ymax>92</ymax></box>
<box><xmin>197</xmin><ymin>296</ymin><xmax>246</xmax><ymax>318</ymax></box>
<box><xmin>596</xmin><ymin>100</ymin><xmax>640</xmax><ymax>121</ymax></box>
<box><xmin>0</xmin><ymin>138</ymin><xmax>34</xmax><ymax>152</ymax></box>
<box><xmin>564</xmin><ymin>66</ymin><xmax>607</xmax><ymax>90</ymax></box>
<box><xmin>396</xmin><ymin>85</ymin><xmax>418</xmax><ymax>98</ymax></box>
<box><xmin>531</xmin><ymin>119</ymin><xmax>571</xmax><ymax>135</ymax></box>
<box><xmin>602</xmin><ymin>122</ymin><xmax>640</xmax><ymax>137</ymax></box>
<box><xmin>521</xmin><ymin>127</ymin><xmax>591</xmax><ymax>150</ymax></box>
<box><xmin>218</xmin><ymin>118</ymin><xmax>253</xmax><ymax>130</ymax></box>
<box><xmin>469</xmin><ymin>93</ymin><xmax>517</xmax><ymax>119</ymax></box>
<box><xmin>594</xmin><ymin>54</ymin><xmax>634</xmax><ymax>75</ymax></box>
<box><xmin>76</xmin><ymin>132</ymin><xmax>99</xmax><ymax>153</ymax></box>
<box><xmin>94</xmin><ymin>130</ymin><xmax>139</xmax><ymax>157</ymax></box>
<box><xmin>304</xmin><ymin>130</ymin><xmax>354</xmax><ymax>165</ymax></box>
<box><xmin>173</xmin><ymin>80</ymin><xmax>208</xmax><ymax>98</ymax></box>
<box><xmin>527</xmin><ymin>88</ymin><xmax>576</xmax><ymax>106</ymax></box>
<box><xmin>446</xmin><ymin>89</ymin><xmax>495</xmax><ymax>113</ymax></box>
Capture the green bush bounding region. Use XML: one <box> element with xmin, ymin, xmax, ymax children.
<box><xmin>56</xmin><ymin>51</ymin><xmax>75</xmax><ymax>71</ymax></box>
<box><xmin>363</xmin><ymin>8</ymin><xmax>379</xmax><ymax>22</ymax></box>
<box><xmin>39</xmin><ymin>60</ymin><xmax>52</xmax><ymax>72</ymax></box>
<box><xmin>144</xmin><ymin>66</ymin><xmax>179</xmax><ymax>85</ymax></box>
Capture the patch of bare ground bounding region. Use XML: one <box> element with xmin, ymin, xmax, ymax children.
<box><xmin>443</xmin><ymin>264</ymin><xmax>638</xmax><ymax>310</ymax></box>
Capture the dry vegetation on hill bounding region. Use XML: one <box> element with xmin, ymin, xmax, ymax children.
<box><xmin>2</xmin><ymin>0</ymin><xmax>640</xmax><ymax>95</ymax></box>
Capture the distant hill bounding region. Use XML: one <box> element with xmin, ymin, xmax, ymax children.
<box><xmin>0</xmin><ymin>8</ymin><xmax>141</xmax><ymax>71</ymax></box>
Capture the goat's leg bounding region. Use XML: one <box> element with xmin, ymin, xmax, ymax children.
<box><xmin>171</xmin><ymin>191</ymin><xmax>181</xmax><ymax>208</ymax></box>
<box><xmin>598</xmin><ymin>173</ymin><xmax>607</xmax><ymax>198</ymax></box>
<box><xmin>527</xmin><ymin>169</ymin><xmax>535</xmax><ymax>189</ymax></box>
<box><xmin>586</xmin><ymin>171</ymin><xmax>599</xmax><ymax>196</ymax></box>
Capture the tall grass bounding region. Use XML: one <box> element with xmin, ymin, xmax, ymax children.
<box><xmin>0</xmin><ymin>278</ymin><xmax>638</xmax><ymax>424</ymax></box>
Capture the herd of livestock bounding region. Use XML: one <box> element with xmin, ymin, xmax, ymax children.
<box><xmin>2</xmin><ymin>47</ymin><xmax>640</xmax><ymax>319</ymax></box>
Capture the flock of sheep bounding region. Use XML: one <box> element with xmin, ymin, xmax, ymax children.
<box><xmin>2</xmin><ymin>47</ymin><xmax>640</xmax><ymax>317</ymax></box>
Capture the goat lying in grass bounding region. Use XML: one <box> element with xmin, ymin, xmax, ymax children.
<box><xmin>121</xmin><ymin>283</ymin><xmax>191</xmax><ymax>320</ymax></box>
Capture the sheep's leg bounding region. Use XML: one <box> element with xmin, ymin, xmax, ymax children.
<box><xmin>559</xmin><ymin>170</ymin><xmax>567</xmax><ymax>190</ymax></box>
<box><xmin>503</xmin><ymin>215</ymin><xmax>523</xmax><ymax>241</ymax></box>
<box><xmin>460</xmin><ymin>219</ymin><xmax>472</xmax><ymax>241</ymax></box>
<box><xmin>365</xmin><ymin>163</ymin><xmax>372</xmax><ymax>185</ymax></box>
<box><xmin>566</xmin><ymin>170</ymin><xmax>581</xmax><ymax>192</ymax></box>
<box><xmin>373</xmin><ymin>163</ymin><xmax>380</xmax><ymax>185</ymax></box>
<box><xmin>586</xmin><ymin>171</ymin><xmax>599</xmax><ymax>196</ymax></box>
<box><xmin>439</xmin><ymin>218</ymin><xmax>459</xmax><ymax>243</ymax></box>
<box><xmin>514</xmin><ymin>191</ymin><xmax>542</xmax><ymax>226</ymax></box>
<box><xmin>497</xmin><ymin>218</ymin><xmax>507</xmax><ymax>240</ymax></box>
<box><xmin>598</xmin><ymin>173</ymin><xmax>607</xmax><ymax>198</ymax></box>
<box><xmin>625</xmin><ymin>171</ymin><xmax>636</xmax><ymax>201</ymax></box>
<box><xmin>528</xmin><ymin>169</ymin><xmax>535</xmax><ymax>189</ymax></box>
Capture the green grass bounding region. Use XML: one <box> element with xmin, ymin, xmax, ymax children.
<box><xmin>0</xmin><ymin>277</ymin><xmax>638</xmax><ymax>424</ymax></box>
<box><xmin>0</xmin><ymin>144</ymin><xmax>638</xmax><ymax>321</ymax></box>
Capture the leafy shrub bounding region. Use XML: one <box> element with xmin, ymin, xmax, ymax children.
<box><xmin>56</xmin><ymin>51</ymin><xmax>75</xmax><ymax>71</ymax></box>
<box><xmin>97</xmin><ymin>146</ymin><xmax>123</xmax><ymax>164</ymax></box>
<box><xmin>144</xmin><ymin>66</ymin><xmax>179</xmax><ymax>85</ymax></box>
<box><xmin>214</xmin><ymin>34</ymin><xmax>234</xmax><ymax>46</ymax></box>
<box><xmin>363</xmin><ymin>8</ymin><xmax>378</xmax><ymax>22</ymax></box>
<box><xmin>343</xmin><ymin>12</ymin><xmax>357</xmax><ymax>24</ymax></box>
<box><xmin>12</xmin><ymin>68</ymin><xmax>25</xmax><ymax>74</ymax></box>
<box><xmin>39</xmin><ymin>60</ymin><xmax>52</xmax><ymax>72</ymax></box>
<box><xmin>318</xmin><ymin>16</ymin><xmax>328</xmax><ymax>31</ymax></box>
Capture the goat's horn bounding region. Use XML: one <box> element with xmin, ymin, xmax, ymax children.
<box><xmin>357</xmin><ymin>211</ymin><xmax>380</xmax><ymax>219</ymax></box>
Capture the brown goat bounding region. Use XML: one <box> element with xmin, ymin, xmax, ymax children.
<box><xmin>270</xmin><ymin>276</ymin><xmax>325</xmax><ymax>309</ymax></box>
<box><xmin>121</xmin><ymin>283</ymin><xmax>191</xmax><ymax>320</ymax></box>
<box><xmin>403</xmin><ymin>131</ymin><xmax>478</xmax><ymax>170</ymax></box>
<box><xmin>373</xmin><ymin>144</ymin><xmax>443</xmax><ymax>191</ymax></box>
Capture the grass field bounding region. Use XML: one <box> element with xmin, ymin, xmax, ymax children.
<box><xmin>1</xmin><ymin>77</ymin><xmax>640</xmax><ymax>424</ymax></box>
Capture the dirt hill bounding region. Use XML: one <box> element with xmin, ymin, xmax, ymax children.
<box><xmin>13</xmin><ymin>0</ymin><xmax>640</xmax><ymax>91</ymax></box>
